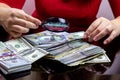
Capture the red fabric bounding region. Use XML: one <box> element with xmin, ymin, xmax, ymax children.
<box><xmin>1</xmin><ymin>0</ymin><xmax>120</xmax><ymax>32</ymax></box>
<box><xmin>1</xmin><ymin>0</ymin><xmax>120</xmax><ymax>33</ymax></box>
<box><xmin>108</xmin><ymin>0</ymin><xmax>120</xmax><ymax>17</ymax></box>
<box><xmin>0</xmin><ymin>0</ymin><xmax>25</xmax><ymax>9</ymax></box>
<box><xmin>35</xmin><ymin>0</ymin><xmax>101</xmax><ymax>32</ymax></box>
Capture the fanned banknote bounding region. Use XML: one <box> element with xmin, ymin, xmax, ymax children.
<box><xmin>23</xmin><ymin>31</ymin><xmax>69</xmax><ymax>49</ymax></box>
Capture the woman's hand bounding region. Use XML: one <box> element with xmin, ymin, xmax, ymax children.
<box><xmin>0</xmin><ymin>7</ymin><xmax>41</xmax><ymax>38</ymax></box>
<box><xmin>84</xmin><ymin>17</ymin><xmax>120</xmax><ymax>45</ymax></box>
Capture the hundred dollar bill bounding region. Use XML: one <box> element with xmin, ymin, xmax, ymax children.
<box><xmin>5</xmin><ymin>38</ymin><xmax>33</xmax><ymax>54</ymax></box>
<box><xmin>0</xmin><ymin>41</ymin><xmax>15</xmax><ymax>60</ymax></box>
<box><xmin>48</xmin><ymin>40</ymin><xmax>88</xmax><ymax>55</ymax></box>
<box><xmin>23</xmin><ymin>31</ymin><xmax>85</xmax><ymax>49</ymax></box>
<box><xmin>48</xmin><ymin>44</ymin><xmax>72</xmax><ymax>56</ymax></box>
<box><xmin>0</xmin><ymin>56</ymin><xmax>30</xmax><ymax>69</ymax></box>
<box><xmin>85</xmin><ymin>53</ymin><xmax>111</xmax><ymax>64</ymax></box>
<box><xmin>21</xmin><ymin>48</ymin><xmax>49</xmax><ymax>63</ymax></box>
<box><xmin>56</xmin><ymin>45</ymin><xmax>105</xmax><ymax>64</ymax></box>
<box><xmin>0</xmin><ymin>41</ymin><xmax>11</xmax><ymax>53</ymax></box>
<box><xmin>55</xmin><ymin>43</ymin><xmax>90</xmax><ymax>59</ymax></box>
<box><xmin>23</xmin><ymin>31</ymin><xmax>69</xmax><ymax>47</ymax></box>
<box><xmin>79</xmin><ymin>45</ymin><xmax>105</xmax><ymax>56</ymax></box>
<box><xmin>0</xmin><ymin>64</ymin><xmax>31</xmax><ymax>74</ymax></box>
<box><xmin>67</xmin><ymin>54</ymin><xmax>100</xmax><ymax>66</ymax></box>
<box><xmin>47</xmin><ymin>39</ymin><xmax>87</xmax><ymax>51</ymax></box>
<box><xmin>68</xmin><ymin>52</ymin><xmax>110</xmax><ymax>66</ymax></box>
<box><xmin>67</xmin><ymin>39</ymin><xmax>88</xmax><ymax>49</ymax></box>
<box><xmin>0</xmin><ymin>54</ymin><xmax>31</xmax><ymax>70</ymax></box>
<box><xmin>26</xmin><ymin>35</ymin><xmax>67</xmax><ymax>44</ymax></box>
<box><xmin>67</xmin><ymin>31</ymin><xmax>85</xmax><ymax>41</ymax></box>
<box><xmin>0</xmin><ymin>41</ymin><xmax>32</xmax><ymax>74</ymax></box>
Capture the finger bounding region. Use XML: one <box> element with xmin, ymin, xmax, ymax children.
<box><xmin>93</xmin><ymin>24</ymin><xmax>112</xmax><ymax>41</ymax></box>
<box><xmin>85</xmin><ymin>18</ymin><xmax>102</xmax><ymax>38</ymax></box>
<box><xmin>9</xmin><ymin>31</ymin><xmax>22</xmax><ymax>38</ymax></box>
<box><xmin>104</xmin><ymin>31</ymin><xmax>118</xmax><ymax>45</ymax></box>
<box><xmin>12</xmin><ymin>9</ymin><xmax>41</xmax><ymax>25</ymax></box>
<box><xmin>10</xmin><ymin>25</ymin><xmax>29</xmax><ymax>33</ymax></box>
<box><xmin>89</xmin><ymin>21</ymin><xmax>110</xmax><ymax>40</ymax></box>
<box><xmin>10</xmin><ymin>17</ymin><xmax>39</xmax><ymax>29</ymax></box>
<box><xmin>22</xmin><ymin>13</ymin><xmax>41</xmax><ymax>26</ymax></box>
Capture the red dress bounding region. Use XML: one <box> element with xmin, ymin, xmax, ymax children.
<box><xmin>34</xmin><ymin>0</ymin><xmax>120</xmax><ymax>32</ymax></box>
<box><xmin>0</xmin><ymin>0</ymin><xmax>25</xmax><ymax>9</ymax></box>
<box><xmin>35</xmin><ymin>0</ymin><xmax>101</xmax><ymax>32</ymax></box>
<box><xmin>1</xmin><ymin>0</ymin><xmax>120</xmax><ymax>32</ymax></box>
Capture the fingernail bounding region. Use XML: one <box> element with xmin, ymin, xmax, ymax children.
<box><xmin>37</xmin><ymin>21</ymin><xmax>42</xmax><ymax>25</ymax></box>
<box><xmin>93</xmin><ymin>37</ymin><xmax>97</xmax><ymax>41</ymax></box>
<box><xmin>88</xmin><ymin>38</ymin><xmax>93</xmax><ymax>42</ymax></box>
<box><xmin>84</xmin><ymin>34</ymin><xmax>87</xmax><ymax>38</ymax></box>
<box><xmin>36</xmin><ymin>25</ymin><xmax>39</xmax><ymax>28</ymax></box>
<box><xmin>84</xmin><ymin>33</ymin><xmax>88</xmax><ymax>38</ymax></box>
<box><xmin>104</xmin><ymin>40</ymin><xmax>108</xmax><ymax>45</ymax></box>
<box><xmin>34</xmin><ymin>25</ymin><xmax>39</xmax><ymax>29</ymax></box>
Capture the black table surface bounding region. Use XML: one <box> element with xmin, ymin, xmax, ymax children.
<box><xmin>0</xmin><ymin>70</ymin><xmax>31</xmax><ymax>80</ymax></box>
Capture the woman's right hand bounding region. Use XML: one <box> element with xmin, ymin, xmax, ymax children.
<box><xmin>0</xmin><ymin>7</ymin><xmax>41</xmax><ymax>38</ymax></box>
<box><xmin>84</xmin><ymin>17</ymin><xmax>120</xmax><ymax>45</ymax></box>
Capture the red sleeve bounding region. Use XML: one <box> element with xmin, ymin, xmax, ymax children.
<box><xmin>0</xmin><ymin>0</ymin><xmax>25</xmax><ymax>9</ymax></box>
<box><xmin>108</xmin><ymin>0</ymin><xmax>120</xmax><ymax>17</ymax></box>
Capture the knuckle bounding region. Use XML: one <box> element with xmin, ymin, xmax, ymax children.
<box><xmin>86</xmin><ymin>29</ymin><xmax>91</xmax><ymax>34</ymax></box>
<box><xmin>7</xmin><ymin>18</ymin><xmax>14</xmax><ymax>25</ymax></box>
<box><xmin>96</xmin><ymin>28</ymin><xmax>101</xmax><ymax>33</ymax></box>
<box><xmin>10</xmin><ymin>10</ymin><xmax>16</xmax><ymax>17</ymax></box>
<box><xmin>106</xmin><ymin>27</ymin><xmax>111</xmax><ymax>33</ymax></box>
<box><xmin>100</xmin><ymin>33</ymin><xmax>105</xmax><ymax>37</ymax></box>
<box><xmin>20</xmin><ymin>10</ymin><xmax>25</xmax><ymax>13</ymax></box>
<box><xmin>23</xmin><ymin>22</ymin><xmax>27</xmax><ymax>27</ymax></box>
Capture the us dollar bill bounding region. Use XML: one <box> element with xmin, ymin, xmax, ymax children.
<box><xmin>67</xmin><ymin>31</ymin><xmax>84</xmax><ymax>41</ymax></box>
<box><xmin>5</xmin><ymin>38</ymin><xmax>33</xmax><ymax>54</ymax></box>
<box><xmin>23</xmin><ymin>31</ymin><xmax>69</xmax><ymax>48</ymax></box>
<box><xmin>55</xmin><ymin>44</ymin><xmax>106</xmax><ymax>65</ymax></box>
<box><xmin>55</xmin><ymin>43</ymin><xmax>90</xmax><ymax>60</ymax></box>
<box><xmin>0</xmin><ymin>55</ymin><xmax>30</xmax><ymax>69</ymax></box>
<box><xmin>85</xmin><ymin>53</ymin><xmax>111</xmax><ymax>64</ymax></box>
<box><xmin>47</xmin><ymin>40</ymin><xmax>88</xmax><ymax>55</ymax></box>
<box><xmin>0</xmin><ymin>55</ymin><xmax>31</xmax><ymax>74</ymax></box>
<box><xmin>21</xmin><ymin>48</ymin><xmax>49</xmax><ymax>63</ymax></box>
<box><xmin>0</xmin><ymin>41</ymin><xmax>15</xmax><ymax>60</ymax></box>
<box><xmin>23</xmin><ymin>31</ymin><xmax>85</xmax><ymax>49</ymax></box>
<box><xmin>68</xmin><ymin>52</ymin><xmax>110</xmax><ymax>66</ymax></box>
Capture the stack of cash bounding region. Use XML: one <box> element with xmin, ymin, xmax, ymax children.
<box><xmin>23</xmin><ymin>31</ymin><xmax>110</xmax><ymax>66</ymax></box>
<box><xmin>5</xmin><ymin>38</ymin><xmax>49</xmax><ymax>63</ymax></box>
<box><xmin>0</xmin><ymin>42</ymin><xmax>31</xmax><ymax>74</ymax></box>
<box><xmin>0</xmin><ymin>30</ymin><xmax>111</xmax><ymax>74</ymax></box>
<box><xmin>0</xmin><ymin>38</ymin><xmax>49</xmax><ymax>74</ymax></box>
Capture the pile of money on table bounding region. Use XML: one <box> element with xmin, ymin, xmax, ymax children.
<box><xmin>0</xmin><ymin>37</ymin><xmax>49</xmax><ymax>74</ymax></box>
<box><xmin>0</xmin><ymin>31</ymin><xmax>111</xmax><ymax>74</ymax></box>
